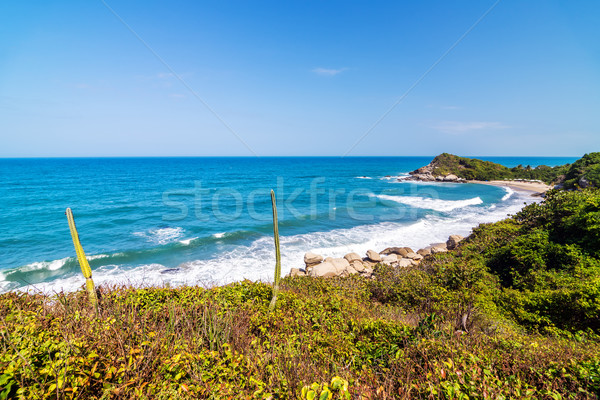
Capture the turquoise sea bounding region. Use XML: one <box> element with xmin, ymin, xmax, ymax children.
<box><xmin>0</xmin><ymin>156</ymin><xmax>578</xmax><ymax>293</ymax></box>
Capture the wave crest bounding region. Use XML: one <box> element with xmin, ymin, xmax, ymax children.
<box><xmin>374</xmin><ymin>194</ymin><xmax>483</xmax><ymax>212</ymax></box>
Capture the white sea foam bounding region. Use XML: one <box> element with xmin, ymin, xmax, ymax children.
<box><xmin>179</xmin><ymin>237</ymin><xmax>199</xmax><ymax>245</ymax></box>
<box><xmin>134</xmin><ymin>227</ymin><xmax>184</xmax><ymax>245</ymax></box>
<box><xmin>501</xmin><ymin>187</ymin><xmax>514</xmax><ymax>201</ymax></box>
<box><xmin>355</xmin><ymin>176</ymin><xmax>373</xmax><ymax>179</ymax></box>
<box><xmin>374</xmin><ymin>194</ymin><xmax>483</xmax><ymax>212</ymax></box>
<box><xmin>213</xmin><ymin>232</ymin><xmax>226</xmax><ymax>238</ymax></box>
<box><xmin>12</xmin><ymin>190</ymin><xmax>538</xmax><ymax>294</ymax></box>
<box><xmin>19</xmin><ymin>257</ymin><xmax>70</xmax><ymax>273</ymax></box>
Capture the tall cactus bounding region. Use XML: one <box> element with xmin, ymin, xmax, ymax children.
<box><xmin>269</xmin><ymin>190</ymin><xmax>281</xmax><ymax>311</ymax></box>
<box><xmin>66</xmin><ymin>208</ymin><xmax>98</xmax><ymax>309</ymax></box>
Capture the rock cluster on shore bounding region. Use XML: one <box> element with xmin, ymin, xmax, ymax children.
<box><xmin>404</xmin><ymin>164</ymin><xmax>465</xmax><ymax>183</ymax></box>
<box><xmin>289</xmin><ymin>234</ymin><xmax>464</xmax><ymax>278</ymax></box>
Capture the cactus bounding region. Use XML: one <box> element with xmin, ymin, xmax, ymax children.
<box><xmin>269</xmin><ymin>190</ymin><xmax>281</xmax><ymax>311</ymax></box>
<box><xmin>66</xmin><ymin>208</ymin><xmax>98</xmax><ymax>309</ymax></box>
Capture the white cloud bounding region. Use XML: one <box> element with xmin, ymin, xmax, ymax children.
<box><xmin>312</xmin><ymin>67</ymin><xmax>346</xmax><ymax>76</ymax></box>
<box><xmin>433</xmin><ymin>121</ymin><xmax>510</xmax><ymax>134</ymax></box>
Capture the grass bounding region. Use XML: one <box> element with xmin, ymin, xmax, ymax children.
<box><xmin>1</xmin><ymin>274</ymin><xmax>599</xmax><ymax>399</ymax></box>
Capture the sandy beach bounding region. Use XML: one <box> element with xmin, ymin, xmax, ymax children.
<box><xmin>470</xmin><ymin>180</ymin><xmax>553</xmax><ymax>195</ymax></box>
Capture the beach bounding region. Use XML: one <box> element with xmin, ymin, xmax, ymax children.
<box><xmin>470</xmin><ymin>180</ymin><xmax>552</xmax><ymax>195</ymax></box>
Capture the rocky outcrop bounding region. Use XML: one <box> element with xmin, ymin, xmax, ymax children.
<box><xmin>366</xmin><ymin>250</ymin><xmax>382</xmax><ymax>262</ymax></box>
<box><xmin>291</xmin><ymin>235</ymin><xmax>463</xmax><ymax>279</ymax></box>
<box><xmin>344</xmin><ymin>252</ymin><xmax>362</xmax><ymax>263</ymax></box>
<box><xmin>446</xmin><ymin>235</ymin><xmax>464</xmax><ymax>250</ymax></box>
<box><xmin>304</xmin><ymin>252</ymin><xmax>323</xmax><ymax>267</ymax></box>
<box><xmin>430</xmin><ymin>243</ymin><xmax>448</xmax><ymax>253</ymax></box>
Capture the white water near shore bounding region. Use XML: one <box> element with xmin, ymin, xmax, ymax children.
<box><xmin>11</xmin><ymin>185</ymin><xmax>538</xmax><ymax>294</ymax></box>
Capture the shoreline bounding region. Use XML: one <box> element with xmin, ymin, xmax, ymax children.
<box><xmin>468</xmin><ymin>179</ymin><xmax>552</xmax><ymax>195</ymax></box>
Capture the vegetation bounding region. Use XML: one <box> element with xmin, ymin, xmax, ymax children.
<box><xmin>562</xmin><ymin>152</ymin><xmax>600</xmax><ymax>189</ymax></box>
<box><xmin>418</xmin><ymin>152</ymin><xmax>600</xmax><ymax>186</ymax></box>
<box><xmin>2</xmin><ymin>188</ymin><xmax>600</xmax><ymax>398</ymax></box>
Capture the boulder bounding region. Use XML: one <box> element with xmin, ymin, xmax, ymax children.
<box><xmin>351</xmin><ymin>260</ymin><xmax>366</xmax><ymax>272</ymax></box>
<box><xmin>329</xmin><ymin>258</ymin><xmax>350</xmax><ymax>274</ymax></box>
<box><xmin>381</xmin><ymin>254</ymin><xmax>398</xmax><ymax>264</ymax></box>
<box><xmin>417</xmin><ymin>247</ymin><xmax>431</xmax><ymax>256</ymax></box>
<box><xmin>430</xmin><ymin>243</ymin><xmax>448</xmax><ymax>254</ymax></box>
<box><xmin>405</xmin><ymin>251</ymin><xmax>418</xmax><ymax>259</ymax></box>
<box><xmin>309</xmin><ymin>261</ymin><xmax>337</xmax><ymax>278</ymax></box>
<box><xmin>381</xmin><ymin>247</ymin><xmax>413</xmax><ymax>257</ymax></box>
<box><xmin>362</xmin><ymin>259</ymin><xmax>377</xmax><ymax>268</ymax></box>
<box><xmin>412</xmin><ymin>254</ymin><xmax>423</xmax><ymax>261</ymax></box>
<box><xmin>304</xmin><ymin>252</ymin><xmax>323</xmax><ymax>267</ymax></box>
<box><xmin>446</xmin><ymin>235</ymin><xmax>464</xmax><ymax>250</ymax></box>
<box><xmin>289</xmin><ymin>268</ymin><xmax>306</xmax><ymax>277</ymax></box>
<box><xmin>398</xmin><ymin>258</ymin><xmax>412</xmax><ymax>267</ymax></box>
<box><xmin>444</xmin><ymin>174</ymin><xmax>459</xmax><ymax>182</ymax></box>
<box><xmin>344</xmin><ymin>252</ymin><xmax>362</xmax><ymax>263</ymax></box>
<box><xmin>346</xmin><ymin>264</ymin><xmax>359</xmax><ymax>275</ymax></box>
<box><xmin>366</xmin><ymin>249</ymin><xmax>382</xmax><ymax>262</ymax></box>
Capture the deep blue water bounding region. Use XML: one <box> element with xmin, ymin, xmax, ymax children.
<box><xmin>0</xmin><ymin>156</ymin><xmax>578</xmax><ymax>292</ymax></box>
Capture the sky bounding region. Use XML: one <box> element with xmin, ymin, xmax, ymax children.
<box><xmin>1</xmin><ymin>0</ymin><xmax>599</xmax><ymax>157</ymax></box>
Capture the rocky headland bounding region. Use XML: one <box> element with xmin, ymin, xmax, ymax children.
<box><xmin>290</xmin><ymin>234</ymin><xmax>464</xmax><ymax>278</ymax></box>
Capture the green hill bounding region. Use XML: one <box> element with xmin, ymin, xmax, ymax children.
<box><xmin>410</xmin><ymin>152</ymin><xmax>600</xmax><ymax>187</ymax></box>
<box><xmin>410</xmin><ymin>153</ymin><xmax>570</xmax><ymax>183</ymax></box>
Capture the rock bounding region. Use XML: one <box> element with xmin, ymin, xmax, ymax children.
<box><xmin>346</xmin><ymin>265</ymin><xmax>359</xmax><ymax>275</ymax></box>
<box><xmin>412</xmin><ymin>254</ymin><xmax>423</xmax><ymax>261</ymax></box>
<box><xmin>381</xmin><ymin>254</ymin><xmax>398</xmax><ymax>265</ymax></box>
<box><xmin>329</xmin><ymin>258</ymin><xmax>350</xmax><ymax>274</ymax></box>
<box><xmin>366</xmin><ymin>249</ymin><xmax>382</xmax><ymax>262</ymax></box>
<box><xmin>351</xmin><ymin>260</ymin><xmax>366</xmax><ymax>272</ymax></box>
<box><xmin>289</xmin><ymin>268</ymin><xmax>306</xmax><ymax>277</ymax></box>
<box><xmin>579</xmin><ymin>176</ymin><xmax>590</xmax><ymax>188</ymax></box>
<box><xmin>405</xmin><ymin>251</ymin><xmax>418</xmax><ymax>259</ymax></box>
<box><xmin>446</xmin><ymin>235</ymin><xmax>464</xmax><ymax>250</ymax></box>
<box><xmin>380</xmin><ymin>247</ymin><xmax>401</xmax><ymax>255</ymax></box>
<box><xmin>417</xmin><ymin>247</ymin><xmax>431</xmax><ymax>256</ymax></box>
<box><xmin>309</xmin><ymin>261</ymin><xmax>338</xmax><ymax>278</ymax></box>
<box><xmin>161</xmin><ymin>268</ymin><xmax>179</xmax><ymax>274</ymax></box>
<box><xmin>430</xmin><ymin>243</ymin><xmax>448</xmax><ymax>253</ymax></box>
<box><xmin>381</xmin><ymin>247</ymin><xmax>413</xmax><ymax>257</ymax></box>
<box><xmin>444</xmin><ymin>174</ymin><xmax>459</xmax><ymax>182</ymax></box>
<box><xmin>304</xmin><ymin>252</ymin><xmax>323</xmax><ymax>267</ymax></box>
<box><xmin>398</xmin><ymin>258</ymin><xmax>412</xmax><ymax>267</ymax></box>
<box><xmin>344</xmin><ymin>252</ymin><xmax>362</xmax><ymax>263</ymax></box>
<box><xmin>363</xmin><ymin>267</ymin><xmax>374</xmax><ymax>275</ymax></box>
<box><xmin>362</xmin><ymin>259</ymin><xmax>377</xmax><ymax>268</ymax></box>
<box><xmin>324</xmin><ymin>257</ymin><xmax>333</xmax><ymax>262</ymax></box>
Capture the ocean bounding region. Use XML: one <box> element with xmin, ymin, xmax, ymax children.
<box><xmin>0</xmin><ymin>156</ymin><xmax>578</xmax><ymax>293</ymax></box>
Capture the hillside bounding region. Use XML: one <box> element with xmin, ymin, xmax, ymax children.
<box><xmin>408</xmin><ymin>153</ymin><xmax>600</xmax><ymax>186</ymax></box>
<box><xmin>2</xmin><ymin>188</ymin><xmax>600</xmax><ymax>398</ymax></box>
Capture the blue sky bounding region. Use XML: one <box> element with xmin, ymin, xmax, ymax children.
<box><xmin>1</xmin><ymin>1</ymin><xmax>598</xmax><ymax>157</ymax></box>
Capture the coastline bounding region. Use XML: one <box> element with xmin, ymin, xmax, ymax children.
<box><xmin>468</xmin><ymin>179</ymin><xmax>552</xmax><ymax>195</ymax></box>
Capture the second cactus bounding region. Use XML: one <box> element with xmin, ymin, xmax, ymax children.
<box><xmin>269</xmin><ymin>190</ymin><xmax>281</xmax><ymax>311</ymax></box>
